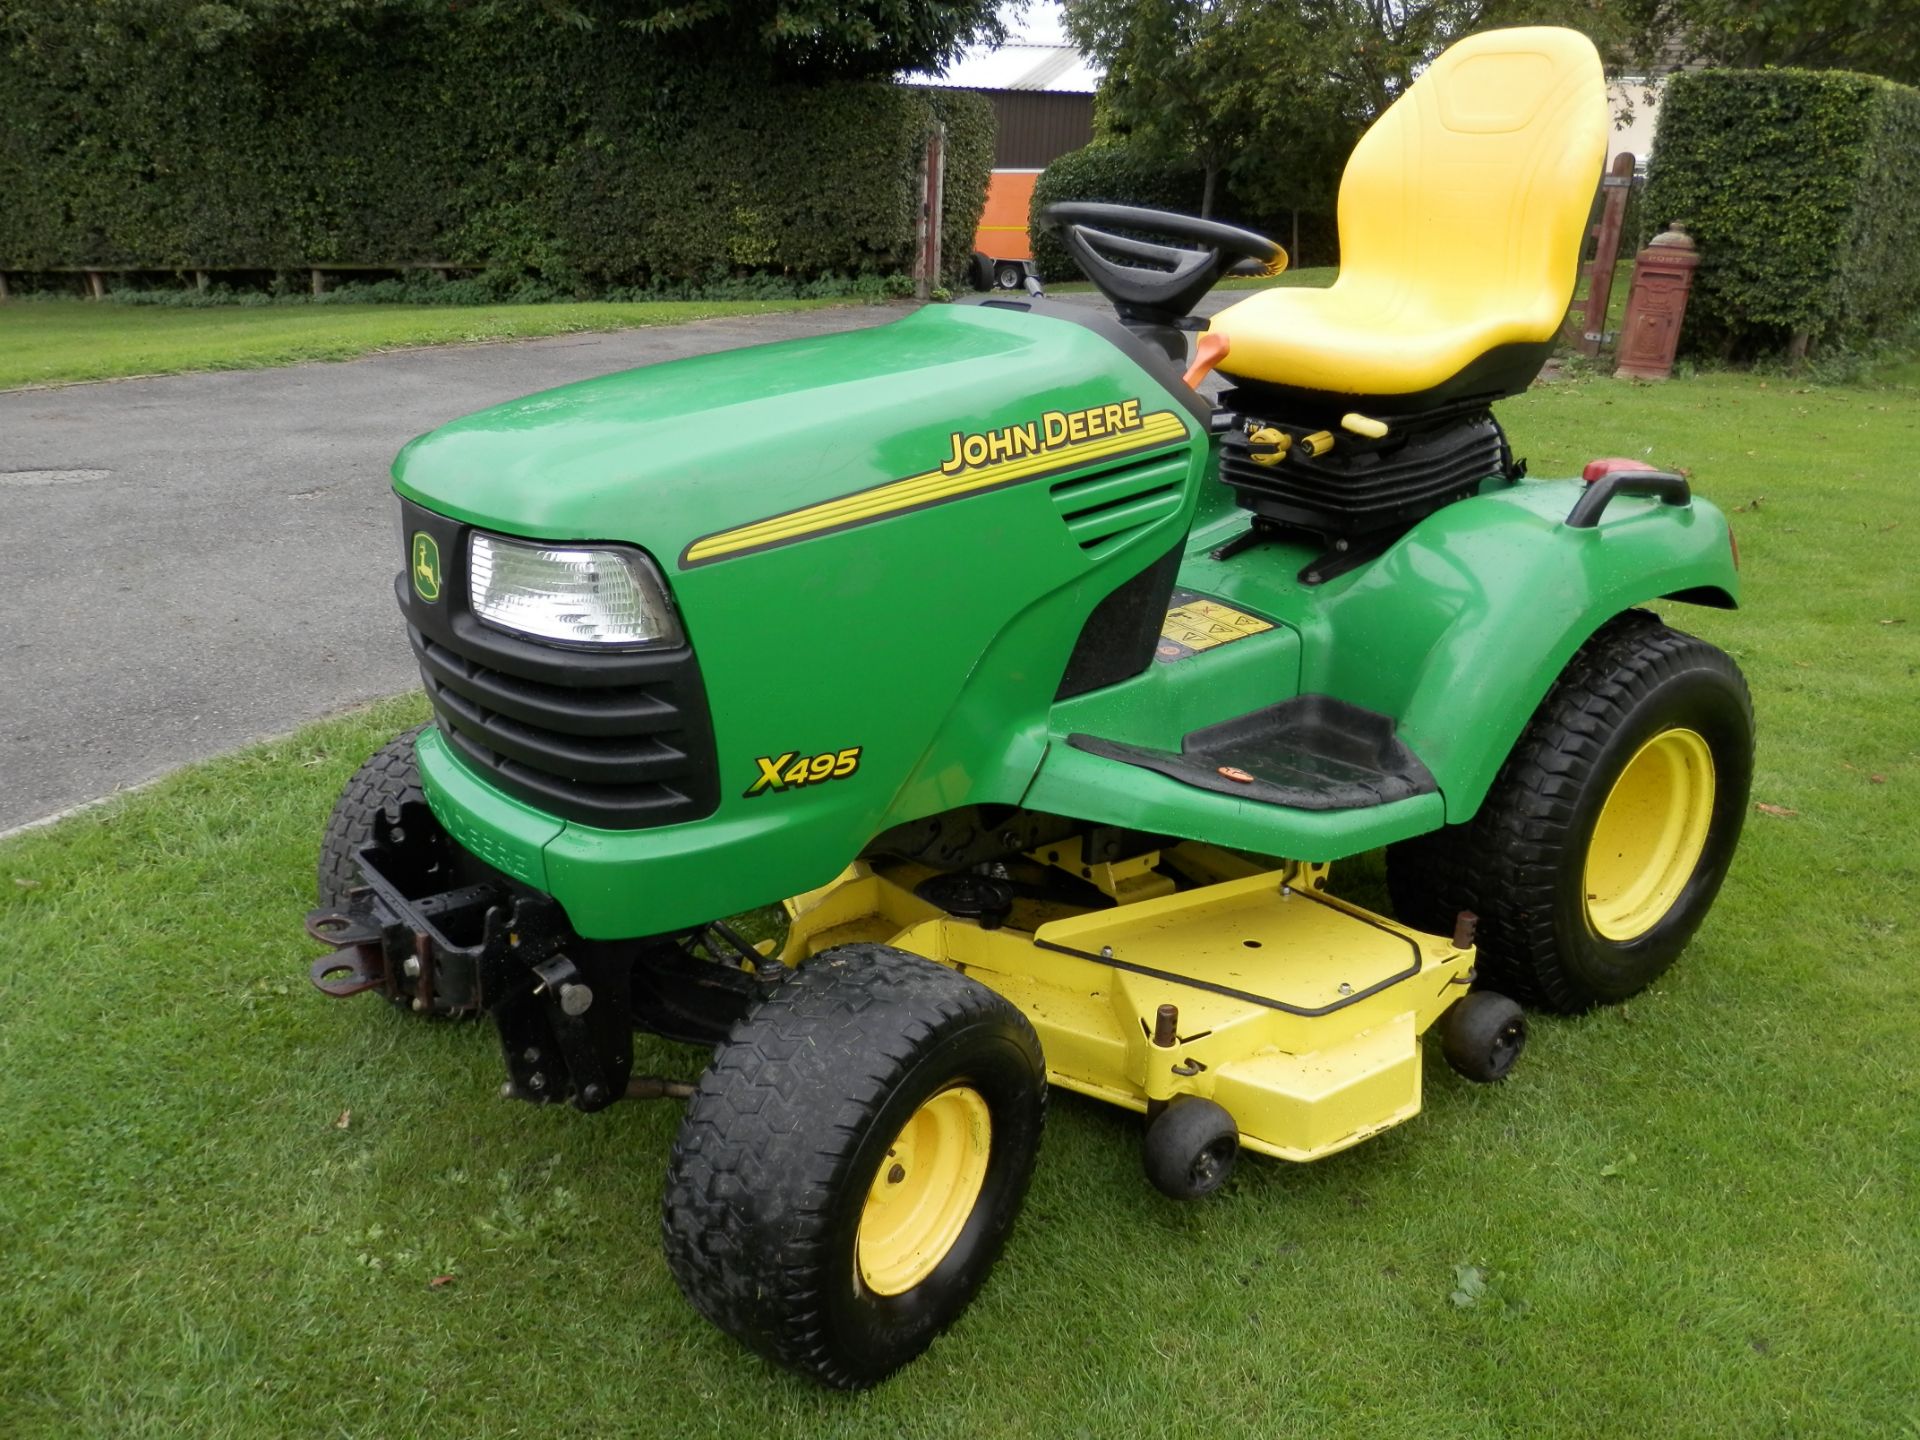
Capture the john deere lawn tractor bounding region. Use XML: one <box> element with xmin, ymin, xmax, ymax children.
<box><xmin>306</xmin><ymin>28</ymin><xmax>1752</xmax><ymax>1387</ymax></box>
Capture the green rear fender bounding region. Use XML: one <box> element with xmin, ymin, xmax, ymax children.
<box><xmin>1306</xmin><ymin>478</ymin><xmax>1740</xmax><ymax>823</ymax></box>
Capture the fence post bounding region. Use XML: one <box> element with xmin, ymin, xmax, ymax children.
<box><xmin>1574</xmin><ymin>152</ymin><xmax>1636</xmax><ymax>355</ymax></box>
<box><xmin>915</xmin><ymin>124</ymin><xmax>946</xmax><ymax>303</ymax></box>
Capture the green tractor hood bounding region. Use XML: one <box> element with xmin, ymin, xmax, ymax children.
<box><xmin>392</xmin><ymin>303</ymin><xmax>1212</xmax><ymax>930</ymax></box>
<box><xmin>393</xmin><ymin>304</ymin><xmax>1204</xmax><ymax>568</ymax></box>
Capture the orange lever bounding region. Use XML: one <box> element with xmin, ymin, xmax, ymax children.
<box><xmin>1183</xmin><ymin>331</ymin><xmax>1230</xmax><ymax>390</ymax></box>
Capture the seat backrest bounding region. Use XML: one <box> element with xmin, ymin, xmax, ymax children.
<box><xmin>1338</xmin><ymin>27</ymin><xmax>1607</xmax><ymax>340</ymax></box>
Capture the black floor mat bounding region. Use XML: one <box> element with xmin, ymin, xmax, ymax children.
<box><xmin>1068</xmin><ymin>695</ymin><xmax>1436</xmax><ymax>812</ymax></box>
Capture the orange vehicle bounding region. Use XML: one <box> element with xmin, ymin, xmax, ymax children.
<box><xmin>972</xmin><ymin>169</ymin><xmax>1042</xmax><ymax>289</ymax></box>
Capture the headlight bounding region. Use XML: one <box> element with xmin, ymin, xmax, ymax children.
<box><xmin>468</xmin><ymin>533</ymin><xmax>682</xmax><ymax>648</ymax></box>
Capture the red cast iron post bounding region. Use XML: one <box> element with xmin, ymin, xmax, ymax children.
<box><xmin>1614</xmin><ymin>223</ymin><xmax>1701</xmax><ymax>381</ymax></box>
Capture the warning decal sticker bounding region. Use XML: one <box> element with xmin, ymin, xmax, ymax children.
<box><xmin>1154</xmin><ymin>588</ymin><xmax>1275</xmax><ymax>662</ymax></box>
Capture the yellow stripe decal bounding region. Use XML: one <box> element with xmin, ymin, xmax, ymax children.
<box><xmin>682</xmin><ymin>408</ymin><xmax>1188</xmax><ymax>566</ymax></box>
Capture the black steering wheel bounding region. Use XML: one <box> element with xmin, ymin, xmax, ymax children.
<box><xmin>1038</xmin><ymin>202</ymin><xmax>1285</xmax><ymax>324</ymax></box>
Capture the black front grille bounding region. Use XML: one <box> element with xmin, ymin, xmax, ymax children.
<box><xmin>398</xmin><ymin>499</ymin><xmax>719</xmax><ymax>831</ymax></box>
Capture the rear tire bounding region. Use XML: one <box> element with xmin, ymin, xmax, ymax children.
<box><xmin>1388</xmin><ymin>612</ymin><xmax>1753</xmax><ymax>1013</ymax></box>
<box><xmin>661</xmin><ymin>944</ymin><xmax>1046</xmax><ymax>1389</ymax></box>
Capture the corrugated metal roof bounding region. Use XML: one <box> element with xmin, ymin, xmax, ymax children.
<box><xmin>906</xmin><ymin>42</ymin><xmax>1102</xmax><ymax>94</ymax></box>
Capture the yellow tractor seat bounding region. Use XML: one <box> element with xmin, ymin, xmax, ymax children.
<box><xmin>1208</xmin><ymin>28</ymin><xmax>1607</xmax><ymax>411</ymax></box>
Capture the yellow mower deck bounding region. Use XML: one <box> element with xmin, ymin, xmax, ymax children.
<box><xmin>780</xmin><ymin>843</ymin><xmax>1475</xmax><ymax>1163</ymax></box>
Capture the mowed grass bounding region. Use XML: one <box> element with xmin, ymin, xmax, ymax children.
<box><xmin>0</xmin><ymin>297</ymin><xmax>846</xmax><ymax>390</ymax></box>
<box><xmin>1049</xmin><ymin>264</ymin><xmax>1338</xmax><ymax>297</ymax></box>
<box><xmin>3</xmin><ymin>366</ymin><xmax>1918</xmax><ymax>1438</ymax></box>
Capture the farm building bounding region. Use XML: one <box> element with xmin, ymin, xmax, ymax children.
<box><xmin>906</xmin><ymin>5</ymin><xmax>1102</xmax><ymax>286</ymax></box>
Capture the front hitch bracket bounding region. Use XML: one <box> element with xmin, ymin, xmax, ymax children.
<box><xmin>304</xmin><ymin>802</ymin><xmax>573</xmax><ymax>1018</ymax></box>
<box><xmin>305</xmin><ymin>909</ymin><xmax>389</xmax><ymax>998</ymax></box>
<box><xmin>301</xmin><ymin>800</ymin><xmax>766</xmax><ymax>1112</ymax></box>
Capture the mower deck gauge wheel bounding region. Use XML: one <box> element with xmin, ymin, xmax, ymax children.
<box><xmin>1143</xmin><ymin>1096</ymin><xmax>1240</xmax><ymax>1200</ymax></box>
<box><xmin>1440</xmin><ymin>992</ymin><xmax>1528</xmax><ymax>1082</ymax></box>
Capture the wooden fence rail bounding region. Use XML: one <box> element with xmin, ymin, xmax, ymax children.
<box><xmin>1569</xmin><ymin>152</ymin><xmax>1637</xmax><ymax>355</ymax></box>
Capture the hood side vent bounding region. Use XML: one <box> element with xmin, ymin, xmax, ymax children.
<box><xmin>1050</xmin><ymin>455</ymin><xmax>1187</xmax><ymax>555</ymax></box>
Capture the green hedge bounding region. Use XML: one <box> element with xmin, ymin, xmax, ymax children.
<box><xmin>929</xmin><ymin>89</ymin><xmax>998</xmax><ymax>290</ymax></box>
<box><xmin>1027</xmin><ymin>140</ymin><xmax>1336</xmax><ymax>282</ymax></box>
<box><xmin>0</xmin><ymin>12</ymin><xmax>992</xmax><ymax>289</ymax></box>
<box><xmin>1644</xmin><ymin>68</ymin><xmax>1920</xmax><ymax>358</ymax></box>
<box><xmin>1028</xmin><ymin>142</ymin><xmax>1206</xmax><ymax>280</ymax></box>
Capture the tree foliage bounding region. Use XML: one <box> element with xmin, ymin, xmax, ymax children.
<box><xmin>1615</xmin><ymin>0</ymin><xmax>1919</xmax><ymax>86</ymax></box>
<box><xmin>1061</xmin><ymin>0</ymin><xmax>1627</xmax><ymax>222</ymax></box>
<box><xmin>1059</xmin><ymin>0</ymin><xmax>1920</xmax><ymax>219</ymax></box>
<box><xmin>1643</xmin><ymin>67</ymin><xmax>1920</xmax><ymax>356</ymax></box>
<box><xmin>0</xmin><ymin>5</ymin><xmax>996</xmax><ymax>283</ymax></box>
<box><xmin>1061</xmin><ymin>0</ymin><xmax>1359</xmax><ymax>217</ymax></box>
<box><xmin>616</xmin><ymin>0</ymin><xmax>1005</xmax><ymax>77</ymax></box>
<box><xmin>0</xmin><ymin>0</ymin><xmax>1003</xmax><ymax>79</ymax></box>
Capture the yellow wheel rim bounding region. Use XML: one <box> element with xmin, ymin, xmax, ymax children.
<box><xmin>1584</xmin><ymin>728</ymin><xmax>1716</xmax><ymax>941</ymax></box>
<box><xmin>856</xmin><ymin>1085</ymin><xmax>992</xmax><ymax>1296</ymax></box>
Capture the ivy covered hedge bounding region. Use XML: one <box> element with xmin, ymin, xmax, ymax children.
<box><xmin>0</xmin><ymin>10</ymin><xmax>992</xmax><ymax>289</ymax></box>
<box><xmin>1028</xmin><ymin>142</ymin><xmax>1206</xmax><ymax>280</ymax></box>
<box><xmin>1644</xmin><ymin>68</ymin><xmax>1920</xmax><ymax>358</ymax></box>
<box><xmin>1028</xmin><ymin>140</ymin><xmax>1336</xmax><ymax>282</ymax></box>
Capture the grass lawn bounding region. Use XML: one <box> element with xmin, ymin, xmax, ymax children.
<box><xmin>1049</xmin><ymin>264</ymin><xmax>1338</xmax><ymax>297</ymax></box>
<box><xmin>0</xmin><ymin>297</ymin><xmax>848</xmax><ymax>390</ymax></box>
<box><xmin>1211</xmin><ymin>264</ymin><xmax>1337</xmax><ymax>292</ymax></box>
<box><xmin>3</xmin><ymin>365</ymin><xmax>1917</xmax><ymax>1437</ymax></box>
<box><xmin>1568</xmin><ymin>258</ymin><xmax>1636</xmax><ymax>338</ymax></box>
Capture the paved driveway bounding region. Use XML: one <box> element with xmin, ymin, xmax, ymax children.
<box><xmin>0</xmin><ymin>306</ymin><xmax>907</xmax><ymax>832</ymax></box>
<box><xmin>0</xmin><ymin>289</ymin><xmax>1246</xmax><ymax>834</ymax></box>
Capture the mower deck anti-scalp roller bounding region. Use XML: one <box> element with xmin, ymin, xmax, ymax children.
<box><xmin>303</xmin><ymin>26</ymin><xmax>1753</xmax><ymax>1390</ymax></box>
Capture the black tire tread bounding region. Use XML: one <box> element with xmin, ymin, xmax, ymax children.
<box><xmin>1388</xmin><ymin>610</ymin><xmax>1752</xmax><ymax>1013</ymax></box>
<box><xmin>316</xmin><ymin>725</ymin><xmax>428</xmax><ymax>908</ymax></box>
<box><xmin>660</xmin><ymin>943</ymin><xmax>1044</xmax><ymax>1389</ymax></box>
<box><xmin>1440</xmin><ymin>991</ymin><xmax>1527</xmax><ymax>1083</ymax></box>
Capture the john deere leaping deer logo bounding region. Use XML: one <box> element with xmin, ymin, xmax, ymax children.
<box><xmin>411</xmin><ymin>532</ymin><xmax>442</xmax><ymax>602</ymax></box>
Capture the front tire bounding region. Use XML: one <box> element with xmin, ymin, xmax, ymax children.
<box><xmin>317</xmin><ymin>725</ymin><xmax>427</xmax><ymax>908</ymax></box>
<box><xmin>1388</xmin><ymin>612</ymin><xmax>1753</xmax><ymax>1013</ymax></box>
<box><xmin>661</xmin><ymin>944</ymin><xmax>1046</xmax><ymax>1389</ymax></box>
<box><xmin>316</xmin><ymin>724</ymin><xmax>473</xmax><ymax>1019</ymax></box>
